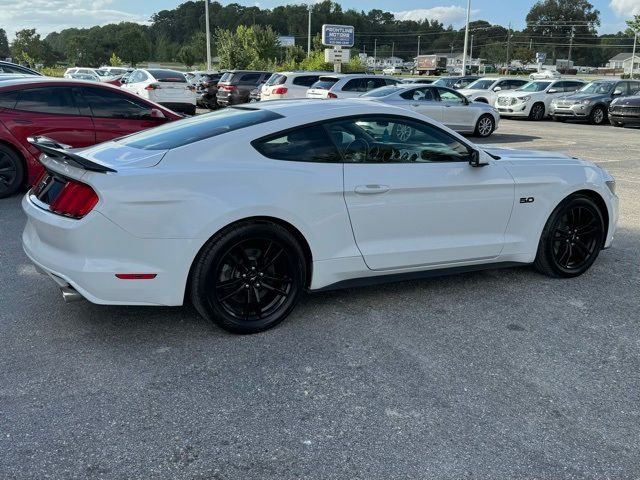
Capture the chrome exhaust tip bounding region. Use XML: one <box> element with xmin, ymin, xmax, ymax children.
<box><xmin>61</xmin><ymin>286</ymin><xmax>83</xmax><ymax>303</ymax></box>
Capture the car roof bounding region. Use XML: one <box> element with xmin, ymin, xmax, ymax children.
<box><xmin>0</xmin><ymin>77</ymin><xmax>121</xmax><ymax>90</ymax></box>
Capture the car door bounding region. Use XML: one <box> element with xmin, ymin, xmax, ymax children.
<box><xmin>7</xmin><ymin>86</ymin><xmax>96</xmax><ymax>157</ymax></box>
<box><xmin>436</xmin><ymin>87</ymin><xmax>472</xmax><ymax>130</ymax></box>
<box><xmin>396</xmin><ymin>87</ymin><xmax>443</xmax><ymax>122</ymax></box>
<box><xmin>80</xmin><ymin>86</ymin><xmax>169</xmax><ymax>142</ymax></box>
<box><xmin>334</xmin><ymin>115</ymin><xmax>515</xmax><ymax>270</ymax></box>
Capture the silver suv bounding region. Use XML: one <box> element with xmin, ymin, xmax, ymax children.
<box><xmin>306</xmin><ymin>74</ymin><xmax>401</xmax><ymax>99</ymax></box>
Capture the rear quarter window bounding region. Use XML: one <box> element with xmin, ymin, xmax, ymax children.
<box><xmin>311</xmin><ymin>78</ymin><xmax>339</xmax><ymax>90</ymax></box>
<box><xmin>117</xmin><ymin>107</ymin><xmax>283</xmax><ymax>150</ymax></box>
<box><xmin>292</xmin><ymin>75</ymin><xmax>320</xmax><ymax>87</ymax></box>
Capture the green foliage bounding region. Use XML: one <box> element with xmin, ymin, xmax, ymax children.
<box><xmin>109</xmin><ymin>53</ymin><xmax>123</xmax><ymax>66</ymax></box>
<box><xmin>626</xmin><ymin>15</ymin><xmax>640</xmax><ymax>35</ymax></box>
<box><xmin>11</xmin><ymin>29</ymin><xmax>43</xmax><ymax>66</ymax></box>
<box><xmin>39</xmin><ymin>67</ymin><xmax>65</xmax><ymax>77</ymax></box>
<box><xmin>512</xmin><ymin>47</ymin><xmax>535</xmax><ymax>63</ymax></box>
<box><xmin>0</xmin><ymin>28</ymin><xmax>9</xmax><ymax>59</ymax></box>
<box><xmin>178</xmin><ymin>45</ymin><xmax>197</xmax><ymax>68</ymax></box>
<box><xmin>215</xmin><ymin>25</ymin><xmax>279</xmax><ymax>70</ymax></box>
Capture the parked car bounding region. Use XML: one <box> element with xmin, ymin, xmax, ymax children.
<box><xmin>195</xmin><ymin>72</ymin><xmax>225</xmax><ymax>109</ymax></box>
<box><xmin>495</xmin><ymin>79</ymin><xmax>585</xmax><ymax>120</ymax></box>
<box><xmin>431</xmin><ymin>76</ymin><xmax>480</xmax><ymax>90</ymax></box>
<box><xmin>306</xmin><ymin>74</ymin><xmax>402</xmax><ymax>99</ymax></box>
<box><xmin>458</xmin><ymin>77</ymin><xmax>530</xmax><ymax>106</ymax></box>
<box><xmin>529</xmin><ymin>69</ymin><xmax>561</xmax><ymax>80</ymax></box>
<box><xmin>100</xmin><ymin>67</ymin><xmax>130</xmax><ymax>77</ymax></box>
<box><xmin>21</xmin><ymin>100</ymin><xmax>618</xmax><ymax>334</ymax></box>
<box><xmin>260</xmin><ymin>71</ymin><xmax>327</xmax><ymax>101</ymax></box>
<box><xmin>549</xmin><ymin>80</ymin><xmax>640</xmax><ymax>125</ymax></box>
<box><xmin>358</xmin><ymin>84</ymin><xmax>499</xmax><ymax>137</ymax></box>
<box><xmin>215</xmin><ymin>70</ymin><xmax>272</xmax><ymax>107</ymax></box>
<box><xmin>0</xmin><ymin>77</ymin><xmax>181</xmax><ymax>198</ymax></box>
<box><xmin>68</xmin><ymin>73</ymin><xmax>101</xmax><ymax>82</ymax></box>
<box><xmin>64</xmin><ymin>68</ymin><xmax>114</xmax><ymax>82</ymax></box>
<box><xmin>400</xmin><ymin>78</ymin><xmax>435</xmax><ymax>84</ymax></box>
<box><xmin>382</xmin><ymin>66</ymin><xmax>404</xmax><ymax>75</ymax></box>
<box><xmin>0</xmin><ymin>61</ymin><xmax>43</xmax><ymax>76</ymax></box>
<box><xmin>609</xmin><ymin>92</ymin><xmax>640</xmax><ymax>128</ymax></box>
<box><xmin>121</xmin><ymin>68</ymin><xmax>196</xmax><ymax>115</ymax></box>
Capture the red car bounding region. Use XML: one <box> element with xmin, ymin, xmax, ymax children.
<box><xmin>0</xmin><ymin>77</ymin><xmax>182</xmax><ymax>198</ymax></box>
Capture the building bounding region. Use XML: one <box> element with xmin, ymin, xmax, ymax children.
<box><xmin>607</xmin><ymin>53</ymin><xmax>640</xmax><ymax>72</ymax></box>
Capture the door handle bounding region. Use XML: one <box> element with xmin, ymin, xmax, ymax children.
<box><xmin>355</xmin><ymin>185</ymin><xmax>390</xmax><ymax>194</ymax></box>
<box><xmin>411</xmin><ymin>104</ymin><xmax>420</xmax><ymax>107</ymax></box>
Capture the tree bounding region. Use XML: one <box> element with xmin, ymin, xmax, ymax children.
<box><xmin>525</xmin><ymin>0</ymin><xmax>600</xmax><ymax>64</ymax></box>
<box><xmin>11</xmin><ymin>29</ymin><xmax>44</xmax><ymax>66</ymax></box>
<box><xmin>512</xmin><ymin>47</ymin><xmax>535</xmax><ymax>63</ymax></box>
<box><xmin>109</xmin><ymin>53</ymin><xmax>123</xmax><ymax>66</ymax></box>
<box><xmin>481</xmin><ymin>43</ymin><xmax>507</xmax><ymax>65</ymax></box>
<box><xmin>178</xmin><ymin>45</ymin><xmax>197</xmax><ymax>68</ymax></box>
<box><xmin>626</xmin><ymin>15</ymin><xmax>640</xmax><ymax>35</ymax></box>
<box><xmin>0</xmin><ymin>29</ymin><xmax>9</xmax><ymax>59</ymax></box>
<box><xmin>116</xmin><ymin>23</ymin><xmax>150</xmax><ymax>67</ymax></box>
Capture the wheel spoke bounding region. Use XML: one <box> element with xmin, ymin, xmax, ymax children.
<box><xmin>261</xmin><ymin>281</ymin><xmax>288</xmax><ymax>296</ymax></box>
<box><xmin>216</xmin><ymin>277</ymin><xmax>243</xmax><ymax>290</ymax></box>
<box><xmin>262</xmin><ymin>247</ymin><xmax>283</xmax><ymax>270</ymax></box>
<box><xmin>557</xmin><ymin>243</ymin><xmax>571</xmax><ymax>267</ymax></box>
<box><xmin>554</xmin><ymin>228</ymin><xmax>571</xmax><ymax>239</ymax></box>
<box><xmin>218</xmin><ymin>283</ymin><xmax>246</xmax><ymax>302</ymax></box>
<box><xmin>573</xmin><ymin>239</ymin><xmax>591</xmax><ymax>258</ymax></box>
<box><xmin>261</xmin><ymin>274</ymin><xmax>291</xmax><ymax>284</ymax></box>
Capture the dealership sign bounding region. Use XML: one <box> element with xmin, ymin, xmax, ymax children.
<box><xmin>278</xmin><ymin>36</ymin><xmax>295</xmax><ymax>47</ymax></box>
<box><xmin>322</xmin><ymin>24</ymin><xmax>355</xmax><ymax>47</ymax></box>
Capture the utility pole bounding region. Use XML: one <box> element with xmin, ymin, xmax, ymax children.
<box><xmin>632</xmin><ymin>30</ymin><xmax>638</xmax><ymax>78</ymax></box>
<box><xmin>374</xmin><ymin>38</ymin><xmax>377</xmax><ymax>73</ymax></box>
<box><xmin>470</xmin><ymin>34</ymin><xmax>474</xmax><ymax>67</ymax></box>
<box><xmin>392</xmin><ymin>41</ymin><xmax>395</xmax><ymax>58</ymax></box>
<box><xmin>204</xmin><ymin>0</ymin><xmax>211</xmax><ymax>70</ymax></box>
<box><xmin>568</xmin><ymin>25</ymin><xmax>575</xmax><ymax>62</ymax></box>
<box><xmin>529</xmin><ymin>38</ymin><xmax>532</xmax><ymax>50</ymax></box>
<box><xmin>417</xmin><ymin>35</ymin><xmax>421</xmax><ymax>58</ymax></box>
<box><xmin>461</xmin><ymin>0</ymin><xmax>471</xmax><ymax>76</ymax></box>
<box><xmin>307</xmin><ymin>4</ymin><xmax>312</xmax><ymax>57</ymax></box>
<box><xmin>506</xmin><ymin>22</ymin><xmax>511</xmax><ymax>70</ymax></box>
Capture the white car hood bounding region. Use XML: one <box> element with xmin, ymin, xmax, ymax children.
<box><xmin>458</xmin><ymin>88</ymin><xmax>490</xmax><ymax>97</ymax></box>
<box><xmin>484</xmin><ymin>147</ymin><xmax>593</xmax><ymax>166</ymax></box>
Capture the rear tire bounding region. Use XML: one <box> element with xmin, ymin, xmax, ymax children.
<box><xmin>534</xmin><ymin>195</ymin><xmax>605</xmax><ymax>278</ymax></box>
<box><xmin>474</xmin><ymin>114</ymin><xmax>495</xmax><ymax>137</ymax></box>
<box><xmin>190</xmin><ymin>221</ymin><xmax>306</xmax><ymax>334</ymax></box>
<box><xmin>0</xmin><ymin>144</ymin><xmax>25</xmax><ymax>199</ymax></box>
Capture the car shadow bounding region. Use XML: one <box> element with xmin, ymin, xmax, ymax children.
<box><xmin>473</xmin><ymin>133</ymin><xmax>541</xmax><ymax>144</ymax></box>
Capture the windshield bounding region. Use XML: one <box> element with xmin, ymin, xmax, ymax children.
<box><xmin>117</xmin><ymin>107</ymin><xmax>283</xmax><ymax>150</ymax></box>
<box><xmin>265</xmin><ymin>73</ymin><xmax>286</xmax><ymax>86</ymax></box>
<box><xmin>310</xmin><ymin>77</ymin><xmax>339</xmax><ymax>90</ymax></box>
<box><xmin>518</xmin><ymin>81</ymin><xmax>552</xmax><ymax>92</ymax></box>
<box><xmin>431</xmin><ymin>78</ymin><xmax>455</xmax><ymax>87</ymax></box>
<box><xmin>465</xmin><ymin>79</ymin><xmax>495</xmax><ymax>90</ymax></box>
<box><xmin>361</xmin><ymin>86</ymin><xmax>401</xmax><ymax>98</ymax></box>
<box><xmin>95</xmin><ymin>70</ymin><xmax>109</xmax><ymax>77</ymax></box>
<box><xmin>578</xmin><ymin>82</ymin><xmax>614</xmax><ymax>94</ymax></box>
<box><xmin>148</xmin><ymin>69</ymin><xmax>187</xmax><ymax>83</ymax></box>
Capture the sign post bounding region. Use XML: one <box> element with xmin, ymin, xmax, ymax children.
<box><xmin>322</xmin><ymin>24</ymin><xmax>354</xmax><ymax>74</ymax></box>
<box><xmin>535</xmin><ymin>52</ymin><xmax>546</xmax><ymax>72</ymax></box>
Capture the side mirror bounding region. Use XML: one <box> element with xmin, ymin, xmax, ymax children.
<box><xmin>493</xmin><ymin>86</ymin><xmax>502</xmax><ymax>92</ymax></box>
<box><xmin>469</xmin><ymin>149</ymin><xmax>489</xmax><ymax>167</ymax></box>
<box><xmin>463</xmin><ymin>97</ymin><xmax>470</xmax><ymax>105</ymax></box>
<box><xmin>613</xmin><ymin>89</ymin><xmax>623</xmax><ymax>96</ymax></box>
<box><xmin>149</xmin><ymin>108</ymin><xmax>166</xmax><ymax>119</ymax></box>
<box><xmin>548</xmin><ymin>88</ymin><xmax>558</xmax><ymax>94</ymax></box>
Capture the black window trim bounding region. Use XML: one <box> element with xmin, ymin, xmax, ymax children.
<box><xmin>251</xmin><ymin>113</ymin><xmax>477</xmax><ymax>164</ymax></box>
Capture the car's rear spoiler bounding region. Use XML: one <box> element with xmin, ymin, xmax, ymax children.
<box><xmin>27</xmin><ymin>136</ymin><xmax>117</xmax><ymax>173</ymax></box>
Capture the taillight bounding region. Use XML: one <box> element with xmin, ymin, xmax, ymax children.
<box><xmin>221</xmin><ymin>85</ymin><xmax>236</xmax><ymax>91</ymax></box>
<box><xmin>49</xmin><ymin>180</ymin><xmax>98</xmax><ymax>219</ymax></box>
<box><xmin>327</xmin><ymin>92</ymin><xmax>338</xmax><ymax>99</ymax></box>
<box><xmin>272</xmin><ymin>87</ymin><xmax>288</xmax><ymax>95</ymax></box>
<box><xmin>145</xmin><ymin>83</ymin><xmax>159</xmax><ymax>91</ymax></box>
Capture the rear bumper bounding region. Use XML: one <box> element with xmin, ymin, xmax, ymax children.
<box><xmin>22</xmin><ymin>193</ymin><xmax>200</xmax><ymax>306</ymax></box>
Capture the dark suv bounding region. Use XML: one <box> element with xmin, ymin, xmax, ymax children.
<box><xmin>216</xmin><ymin>70</ymin><xmax>272</xmax><ymax>107</ymax></box>
<box><xmin>195</xmin><ymin>72</ymin><xmax>225</xmax><ymax>110</ymax></box>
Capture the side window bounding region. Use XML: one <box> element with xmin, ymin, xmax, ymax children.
<box><xmin>366</xmin><ymin>78</ymin><xmax>387</xmax><ymax>91</ymax></box>
<box><xmin>630</xmin><ymin>82</ymin><xmax>640</xmax><ymax>94</ymax></box>
<box><xmin>81</xmin><ymin>87</ymin><xmax>152</xmax><ymax>119</ymax></box>
<box><xmin>296</xmin><ymin>75</ymin><xmax>317</xmax><ymax>87</ymax></box>
<box><xmin>495</xmin><ymin>80</ymin><xmax>509</xmax><ymax>90</ymax></box>
<box><xmin>239</xmin><ymin>73</ymin><xmax>261</xmax><ymax>84</ymax></box>
<box><xmin>292</xmin><ymin>75</ymin><xmax>319</xmax><ymax>87</ymax></box>
<box><xmin>15</xmin><ymin>87</ymin><xmax>80</xmax><ymax>115</ymax></box>
<box><xmin>342</xmin><ymin>78</ymin><xmax>365</xmax><ymax>92</ymax></box>
<box><xmin>253</xmin><ymin>125</ymin><xmax>341</xmax><ymax>163</ymax></box>
<box><xmin>326</xmin><ymin>116</ymin><xmax>472</xmax><ymax>164</ymax></box>
<box><xmin>400</xmin><ymin>88</ymin><xmax>434</xmax><ymax>101</ymax></box>
<box><xmin>565</xmin><ymin>82</ymin><xmax>582</xmax><ymax>92</ymax></box>
<box><xmin>0</xmin><ymin>90</ymin><xmax>20</xmax><ymax>109</ymax></box>
<box><xmin>437</xmin><ymin>88</ymin><xmax>465</xmax><ymax>103</ymax></box>
<box><xmin>614</xmin><ymin>82</ymin><xmax>627</xmax><ymax>95</ymax></box>
<box><xmin>129</xmin><ymin>71</ymin><xmax>146</xmax><ymax>83</ymax></box>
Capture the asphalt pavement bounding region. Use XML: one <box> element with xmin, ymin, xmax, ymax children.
<box><xmin>1</xmin><ymin>119</ymin><xmax>639</xmax><ymax>479</ymax></box>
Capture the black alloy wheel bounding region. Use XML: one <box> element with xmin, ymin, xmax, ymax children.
<box><xmin>190</xmin><ymin>221</ymin><xmax>306</xmax><ymax>333</ymax></box>
<box><xmin>535</xmin><ymin>195</ymin><xmax>605</xmax><ymax>278</ymax></box>
<box><xmin>0</xmin><ymin>145</ymin><xmax>25</xmax><ymax>199</ymax></box>
<box><xmin>529</xmin><ymin>102</ymin><xmax>545</xmax><ymax>121</ymax></box>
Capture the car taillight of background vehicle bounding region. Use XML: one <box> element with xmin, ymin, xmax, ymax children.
<box><xmin>327</xmin><ymin>92</ymin><xmax>338</xmax><ymax>99</ymax></box>
<box><xmin>145</xmin><ymin>83</ymin><xmax>159</xmax><ymax>91</ymax></box>
<box><xmin>272</xmin><ymin>87</ymin><xmax>288</xmax><ymax>95</ymax></box>
<box><xmin>49</xmin><ymin>180</ymin><xmax>99</xmax><ymax>219</ymax></box>
<box><xmin>221</xmin><ymin>85</ymin><xmax>237</xmax><ymax>92</ymax></box>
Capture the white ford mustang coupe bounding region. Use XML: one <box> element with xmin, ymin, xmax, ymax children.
<box><xmin>22</xmin><ymin>100</ymin><xmax>618</xmax><ymax>333</ymax></box>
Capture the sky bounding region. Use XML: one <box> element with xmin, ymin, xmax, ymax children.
<box><xmin>1</xmin><ymin>0</ymin><xmax>638</xmax><ymax>40</ymax></box>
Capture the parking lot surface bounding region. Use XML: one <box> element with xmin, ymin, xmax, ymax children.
<box><xmin>1</xmin><ymin>119</ymin><xmax>639</xmax><ymax>479</ymax></box>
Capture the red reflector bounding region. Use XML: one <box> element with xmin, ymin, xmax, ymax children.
<box><xmin>222</xmin><ymin>85</ymin><xmax>236</xmax><ymax>91</ymax></box>
<box><xmin>49</xmin><ymin>180</ymin><xmax>98</xmax><ymax>219</ymax></box>
<box><xmin>272</xmin><ymin>87</ymin><xmax>288</xmax><ymax>95</ymax></box>
<box><xmin>115</xmin><ymin>274</ymin><xmax>157</xmax><ymax>280</ymax></box>
<box><xmin>327</xmin><ymin>92</ymin><xmax>338</xmax><ymax>99</ymax></box>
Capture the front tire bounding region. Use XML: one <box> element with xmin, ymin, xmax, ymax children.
<box><xmin>529</xmin><ymin>102</ymin><xmax>545</xmax><ymax>121</ymax></box>
<box><xmin>190</xmin><ymin>221</ymin><xmax>306</xmax><ymax>334</ymax></box>
<box><xmin>589</xmin><ymin>105</ymin><xmax>606</xmax><ymax>125</ymax></box>
<box><xmin>534</xmin><ymin>195</ymin><xmax>605</xmax><ymax>278</ymax></box>
<box><xmin>0</xmin><ymin>144</ymin><xmax>25</xmax><ymax>199</ymax></box>
<box><xmin>474</xmin><ymin>114</ymin><xmax>495</xmax><ymax>137</ymax></box>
